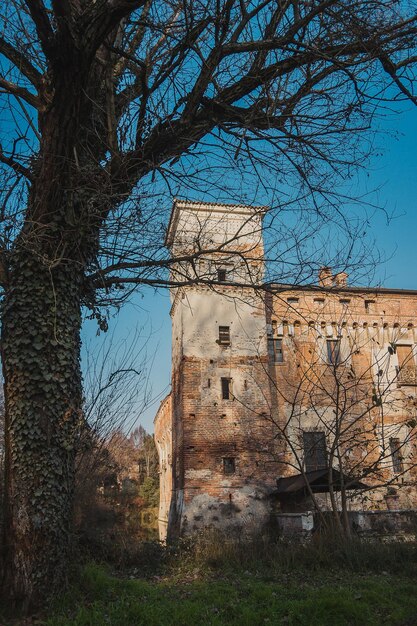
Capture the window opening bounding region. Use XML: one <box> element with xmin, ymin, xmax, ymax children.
<box><xmin>397</xmin><ymin>345</ymin><xmax>414</xmax><ymax>369</ymax></box>
<box><xmin>218</xmin><ymin>326</ymin><xmax>230</xmax><ymax>345</ymax></box>
<box><xmin>268</xmin><ymin>337</ymin><xmax>283</xmax><ymax>364</ymax></box>
<box><xmin>221</xmin><ymin>377</ymin><xmax>232</xmax><ymax>400</ymax></box>
<box><xmin>327</xmin><ymin>339</ymin><xmax>341</xmax><ymax>365</ymax></box>
<box><xmin>390</xmin><ymin>438</ymin><xmax>404</xmax><ymax>474</ymax></box>
<box><xmin>223</xmin><ymin>457</ymin><xmax>236</xmax><ymax>475</ymax></box>
<box><xmin>303</xmin><ymin>431</ymin><xmax>328</xmax><ymax>472</ymax></box>
<box><xmin>396</xmin><ymin>345</ymin><xmax>416</xmax><ymax>385</ymax></box>
<box><xmin>217</xmin><ymin>268</ymin><xmax>227</xmax><ymax>282</ymax></box>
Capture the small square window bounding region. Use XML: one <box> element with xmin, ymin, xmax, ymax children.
<box><xmin>340</xmin><ymin>299</ymin><xmax>350</xmax><ymax>306</ymax></box>
<box><xmin>218</xmin><ymin>326</ymin><xmax>230</xmax><ymax>345</ymax></box>
<box><xmin>221</xmin><ymin>377</ymin><xmax>232</xmax><ymax>400</ymax></box>
<box><xmin>365</xmin><ymin>299</ymin><xmax>375</xmax><ymax>311</ymax></box>
<box><xmin>217</xmin><ymin>268</ymin><xmax>227</xmax><ymax>282</ymax></box>
<box><xmin>223</xmin><ymin>457</ymin><xmax>236</xmax><ymax>475</ymax></box>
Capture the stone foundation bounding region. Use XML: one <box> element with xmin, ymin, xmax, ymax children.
<box><xmin>276</xmin><ymin>510</ymin><xmax>417</xmax><ymax>540</ymax></box>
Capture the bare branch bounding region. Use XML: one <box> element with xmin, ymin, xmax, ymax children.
<box><xmin>24</xmin><ymin>0</ymin><xmax>55</xmax><ymax>58</ymax></box>
<box><xmin>379</xmin><ymin>52</ymin><xmax>417</xmax><ymax>106</ymax></box>
<box><xmin>113</xmin><ymin>0</ymin><xmax>153</xmax><ymax>78</ymax></box>
<box><xmin>0</xmin><ymin>36</ymin><xmax>42</xmax><ymax>87</ymax></box>
<box><xmin>79</xmin><ymin>0</ymin><xmax>147</xmax><ymax>58</ymax></box>
<box><xmin>0</xmin><ymin>77</ymin><xmax>39</xmax><ymax>108</ymax></box>
<box><xmin>0</xmin><ymin>146</ymin><xmax>33</xmax><ymax>181</ymax></box>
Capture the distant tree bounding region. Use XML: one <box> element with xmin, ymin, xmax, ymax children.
<box><xmin>73</xmin><ymin>327</ymin><xmax>153</xmax><ymax>525</ymax></box>
<box><xmin>1</xmin><ymin>0</ymin><xmax>417</xmax><ymax>607</ymax></box>
<box><xmin>83</xmin><ymin>327</ymin><xmax>152</xmax><ymax>440</ymax></box>
<box><xmin>74</xmin><ymin>425</ymin><xmax>159</xmax><ymax>540</ymax></box>
<box><xmin>90</xmin><ymin>426</ymin><xmax>159</xmax><ymax>489</ymax></box>
<box><xmin>129</xmin><ymin>425</ymin><xmax>147</xmax><ymax>450</ymax></box>
<box><xmin>139</xmin><ymin>476</ymin><xmax>159</xmax><ymax>509</ymax></box>
<box><xmin>75</xmin><ymin>423</ymin><xmax>158</xmax><ymax>508</ymax></box>
<box><xmin>133</xmin><ymin>428</ymin><xmax>159</xmax><ymax>483</ymax></box>
<box><xmin>103</xmin><ymin>429</ymin><xmax>139</xmax><ymax>484</ymax></box>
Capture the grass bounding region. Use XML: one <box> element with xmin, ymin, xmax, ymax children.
<box><xmin>3</xmin><ymin>537</ymin><xmax>417</xmax><ymax>625</ymax></box>
<box><xmin>43</xmin><ymin>562</ymin><xmax>417</xmax><ymax>626</ymax></box>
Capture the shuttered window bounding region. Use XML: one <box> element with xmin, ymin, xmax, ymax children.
<box><xmin>303</xmin><ymin>431</ymin><xmax>328</xmax><ymax>471</ymax></box>
<box><xmin>218</xmin><ymin>326</ymin><xmax>230</xmax><ymax>345</ymax></box>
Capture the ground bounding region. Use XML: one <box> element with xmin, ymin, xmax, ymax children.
<box><xmin>4</xmin><ymin>539</ymin><xmax>417</xmax><ymax>626</ymax></box>
<box><xmin>46</xmin><ymin>565</ymin><xmax>417</xmax><ymax>626</ymax></box>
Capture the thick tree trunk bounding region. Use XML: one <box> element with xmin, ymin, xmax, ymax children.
<box><xmin>1</xmin><ymin>250</ymin><xmax>83</xmax><ymax>609</ymax></box>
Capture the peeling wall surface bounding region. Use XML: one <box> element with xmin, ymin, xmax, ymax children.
<box><xmin>154</xmin><ymin>200</ymin><xmax>417</xmax><ymax>539</ymax></box>
<box><xmin>154</xmin><ymin>395</ymin><xmax>172</xmax><ymax>540</ymax></box>
<box><xmin>167</xmin><ymin>284</ymin><xmax>278</xmax><ymax>536</ymax></box>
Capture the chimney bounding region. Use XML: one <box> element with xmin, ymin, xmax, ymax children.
<box><xmin>318</xmin><ymin>267</ymin><xmax>332</xmax><ymax>287</ymax></box>
<box><xmin>334</xmin><ymin>271</ymin><xmax>348</xmax><ymax>287</ymax></box>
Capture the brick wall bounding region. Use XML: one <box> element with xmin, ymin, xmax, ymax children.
<box><xmin>154</xmin><ymin>201</ymin><xmax>417</xmax><ymax>540</ymax></box>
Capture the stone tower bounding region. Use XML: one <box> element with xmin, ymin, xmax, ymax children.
<box><xmin>155</xmin><ymin>199</ymin><xmax>279</xmax><ymax>539</ymax></box>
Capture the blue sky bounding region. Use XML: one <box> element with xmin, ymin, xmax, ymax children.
<box><xmin>368</xmin><ymin>107</ymin><xmax>417</xmax><ymax>289</ymax></box>
<box><xmin>82</xmin><ymin>103</ymin><xmax>417</xmax><ymax>434</ymax></box>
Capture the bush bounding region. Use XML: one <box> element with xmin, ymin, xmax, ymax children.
<box><xmin>164</xmin><ymin>530</ymin><xmax>417</xmax><ymax>579</ymax></box>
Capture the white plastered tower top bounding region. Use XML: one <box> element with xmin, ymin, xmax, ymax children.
<box><xmin>166</xmin><ymin>199</ymin><xmax>267</xmax><ymax>253</ymax></box>
<box><xmin>165</xmin><ymin>199</ymin><xmax>267</xmax><ymax>286</ymax></box>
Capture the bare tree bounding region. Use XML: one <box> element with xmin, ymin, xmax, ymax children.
<box><xmin>82</xmin><ymin>325</ymin><xmax>154</xmax><ymax>436</ymax></box>
<box><xmin>73</xmin><ymin>321</ymin><xmax>167</xmax><ymax>535</ymax></box>
<box><xmin>0</xmin><ymin>0</ymin><xmax>417</xmax><ymax>607</ymax></box>
<box><xmin>74</xmin><ymin>325</ymin><xmax>152</xmax><ymax>502</ymax></box>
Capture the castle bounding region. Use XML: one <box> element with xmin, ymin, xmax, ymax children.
<box><xmin>154</xmin><ymin>200</ymin><xmax>417</xmax><ymax>539</ymax></box>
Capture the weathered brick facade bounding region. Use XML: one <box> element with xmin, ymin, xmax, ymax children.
<box><xmin>267</xmin><ymin>285</ymin><xmax>417</xmax><ymax>514</ymax></box>
<box><xmin>154</xmin><ymin>200</ymin><xmax>417</xmax><ymax>539</ymax></box>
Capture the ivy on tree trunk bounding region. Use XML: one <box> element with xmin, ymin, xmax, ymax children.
<box><xmin>1</xmin><ymin>252</ymin><xmax>82</xmax><ymax>607</ymax></box>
